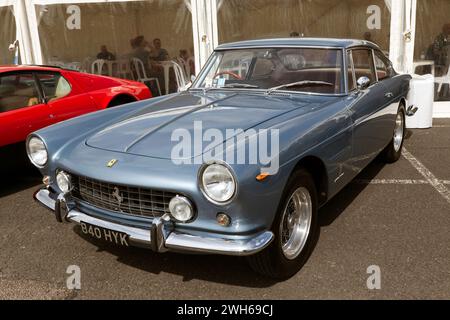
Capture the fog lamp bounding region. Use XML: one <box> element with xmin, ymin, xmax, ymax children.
<box><xmin>56</xmin><ymin>171</ymin><xmax>72</xmax><ymax>193</ymax></box>
<box><xmin>169</xmin><ymin>196</ymin><xmax>194</xmax><ymax>222</ymax></box>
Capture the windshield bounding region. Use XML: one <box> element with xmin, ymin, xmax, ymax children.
<box><xmin>194</xmin><ymin>48</ymin><xmax>344</xmax><ymax>94</ymax></box>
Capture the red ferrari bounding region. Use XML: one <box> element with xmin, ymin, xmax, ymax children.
<box><xmin>0</xmin><ymin>65</ymin><xmax>152</xmax><ymax>147</ymax></box>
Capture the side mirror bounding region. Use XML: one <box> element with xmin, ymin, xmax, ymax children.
<box><xmin>178</xmin><ymin>75</ymin><xmax>196</xmax><ymax>92</ymax></box>
<box><xmin>178</xmin><ymin>82</ymin><xmax>191</xmax><ymax>92</ymax></box>
<box><xmin>356</xmin><ymin>76</ymin><xmax>371</xmax><ymax>90</ymax></box>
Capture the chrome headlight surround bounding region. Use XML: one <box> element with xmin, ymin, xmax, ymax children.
<box><xmin>26</xmin><ymin>136</ymin><xmax>48</xmax><ymax>168</ymax></box>
<box><xmin>199</xmin><ymin>162</ymin><xmax>237</xmax><ymax>205</ymax></box>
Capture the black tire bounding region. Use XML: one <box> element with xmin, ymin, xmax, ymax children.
<box><xmin>247</xmin><ymin>169</ymin><xmax>319</xmax><ymax>279</ymax></box>
<box><xmin>107</xmin><ymin>96</ymin><xmax>136</xmax><ymax>108</ymax></box>
<box><xmin>380</xmin><ymin>105</ymin><xmax>406</xmax><ymax>163</ymax></box>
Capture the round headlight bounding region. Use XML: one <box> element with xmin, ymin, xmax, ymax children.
<box><xmin>56</xmin><ymin>171</ymin><xmax>72</xmax><ymax>193</ymax></box>
<box><xmin>27</xmin><ymin>137</ymin><xmax>48</xmax><ymax>167</ymax></box>
<box><xmin>169</xmin><ymin>196</ymin><xmax>194</xmax><ymax>222</ymax></box>
<box><xmin>200</xmin><ymin>163</ymin><xmax>236</xmax><ymax>204</ymax></box>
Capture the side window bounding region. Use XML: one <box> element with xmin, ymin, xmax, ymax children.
<box><xmin>351</xmin><ymin>49</ymin><xmax>376</xmax><ymax>84</ymax></box>
<box><xmin>347</xmin><ymin>51</ymin><xmax>356</xmax><ymax>91</ymax></box>
<box><xmin>0</xmin><ymin>73</ymin><xmax>41</xmax><ymax>114</ymax></box>
<box><xmin>374</xmin><ymin>51</ymin><xmax>394</xmax><ymax>81</ymax></box>
<box><xmin>36</xmin><ymin>73</ymin><xmax>71</xmax><ymax>102</ymax></box>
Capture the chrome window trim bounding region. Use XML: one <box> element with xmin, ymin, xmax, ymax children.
<box><xmin>215</xmin><ymin>45</ymin><xmax>348</xmax><ymax>51</ymax></box>
<box><xmin>191</xmin><ymin>51</ymin><xmax>222</xmax><ymax>89</ymax></box>
<box><xmin>373</xmin><ymin>49</ymin><xmax>394</xmax><ymax>81</ymax></box>
<box><xmin>346</xmin><ymin>49</ymin><xmax>357</xmax><ymax>93</ymax></box>
<box><xmin>350</xmin><ymin>47</ymin><xmax>378</xmax><ymax>88</ymax></box>
<box><xmin>340</xmin><ymin>48</ymin><xmax>348</xmax><ymax>94</ymax></box>
<box><xmin>372</xmin><ymin>49</ymin><xmax>379</xmax><ymax>83</ymax></box>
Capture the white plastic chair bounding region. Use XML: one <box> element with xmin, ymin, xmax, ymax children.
<box><xmin>91</xmin><ymin>59</ymin><xmax>106</xmax><ymax>75</ymax></box>
<box><xmin>66</xmin><ymin>62</ymin><xmax>81</xmax><ymax>71</ymax></box>
<box><xmin>170</xmin><ymin>61</ymin><xmax>188</xmax><ymax>92</ymax></box>
<box><xmin>81</xmin><ymin>57</ymin><xmax>93</xmax><ymax>73</ymax></box>
<box><xmin>436</xmin><ymin>66</ymin><xmax>450</xmax><ymax>93</ymax></box>
<box><xmin>176</xmin><ymin>57</ymin><xmax>190</xmax><ymax>79</ymax></box>
<box><xmin>116</xmin><ymin>59</ymin><xmax>133</xmax><ymax>80</ymax></box>
<box><xmin>131</xmin><ymin>58</ymin><xmax>162</xmax><ymax>96</ymax></box>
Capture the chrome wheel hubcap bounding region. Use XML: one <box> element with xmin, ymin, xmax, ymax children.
<box><xmin>280</xmin><ymin>187</ymin><xmax>312</xmax><ymax>260</ymax></box>
<box><xmin>393</xmin><ymin>112</ymin><xmax>404</xmax><ymax>152</ymax></box>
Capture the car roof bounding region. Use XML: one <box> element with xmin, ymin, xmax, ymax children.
<box><xmin>0</xmin><ymin>65</ymin><xmax>71</xmax><ymax>73</ymax></box>
<box><xmin>216</xmin><ymin>38</ymin><xmax>380</xmax><ymax>51</ymax></box>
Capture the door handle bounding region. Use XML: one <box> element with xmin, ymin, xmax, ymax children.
<box><xmin>385</xmin><ymin>92</ymin><xmax>394</xmax><ymax>98</ymax></box>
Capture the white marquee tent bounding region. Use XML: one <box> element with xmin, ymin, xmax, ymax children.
<box><xmin>1</xmin><ymin>0</ymin><xmax>449</xmax><ymax>116</ymax></box>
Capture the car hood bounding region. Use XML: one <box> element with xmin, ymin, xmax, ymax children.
<box><xmin>86</xmin><ymin>91</ymin><xmax>321</xmax><ymax>160</ymax></box>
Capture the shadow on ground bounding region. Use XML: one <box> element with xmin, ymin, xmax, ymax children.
<box><xmin>319</xmin><ymin>159</ymin><xmax>385</xmax><ymax>226</ymax></box>
<box><xmin>73</xmin><ymin>224</ymin><xmax>278</xmax><ymax>288</ymax></box>
<box><xmin>0</xmin><ymin>143</ymin><xmax>41</xmax><ymax>198</ymax></box>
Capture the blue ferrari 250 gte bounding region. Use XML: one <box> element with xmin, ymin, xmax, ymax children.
<box><xmin>30</xmin><ymin>38</ymin><xmax>412</xmax><ymax>279</ymax></box>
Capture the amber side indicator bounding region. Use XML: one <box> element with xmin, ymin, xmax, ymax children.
<box><xmin>217</xmin><ymin>213</ymin><xmax>231</xmax><ymax>227</ymax></box>
<box><xmin>256</xmin><ymin>173</ymin><xmax>271</xmax><ymax>181</ymax></box>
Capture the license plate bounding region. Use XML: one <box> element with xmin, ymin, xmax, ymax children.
<box><xmin>80</xmin><ymin>222</ymin><xmax>130</xmax><ymax>247</ymax></box>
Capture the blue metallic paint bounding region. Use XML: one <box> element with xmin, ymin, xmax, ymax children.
<box><xmin>31</xmin><ymin>39</ymin><xmax>411</xmax><ymax>253</ymax></box>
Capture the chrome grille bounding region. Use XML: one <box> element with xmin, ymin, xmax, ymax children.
<box><xmin>71</xmin><ymin>175</ymin><xmax>175</xmax><ymax>218</ymax></box>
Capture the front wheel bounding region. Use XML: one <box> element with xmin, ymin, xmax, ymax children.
<box><xmin>247</xmin><ymin>169</ymin><xmax>319</xmax><ymax>279</ymax></box>
<box><xmin>380</xmin><ymin>106</ymin><xmax>406</xmax><ymax>163</ymax></box>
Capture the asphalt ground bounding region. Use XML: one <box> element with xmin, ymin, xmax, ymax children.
<box><xmin>0</xmin><ymin>119</ymin><xmax>449</xmax><ymax>300</ymax></box>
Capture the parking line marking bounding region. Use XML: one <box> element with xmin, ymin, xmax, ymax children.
<box><xmin>402</xmin><ymin>148</ymin><xmax>450</xmax><ymax>205</ymax></box>
<box><xmin>354</xmin><ymin>179</ymin><xmax>428</xmax><ymax>185</ymax></box>
<box><xmin>354</xmin><ymin>179</ymin><xmax>450</xmax><ymax>185</ymax></box>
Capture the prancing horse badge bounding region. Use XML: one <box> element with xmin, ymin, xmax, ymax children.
<box><xmin>107</xmin><ymin>159</ymin><xmax>118</xmax><ymax>168</ymax></box>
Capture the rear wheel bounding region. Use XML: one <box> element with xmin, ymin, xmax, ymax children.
<box><xmin>247</xmin><ymin>169</ymin><xmax>319</xmax><ymax>279</ymax></box>
<box><xmin>380</xmin><ymin>106</ymin><xmax>405</xmax><ymax>163</ymax></box>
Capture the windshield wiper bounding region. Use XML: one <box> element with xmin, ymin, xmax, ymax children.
<box><xmin>196</xmin><ymin>83</ymin><xmax>259</xmax><ymax>94</ymax></box>
<box><xmin>221</xmin><ymin>83</ymin><xmax>260</xmax><ymax>89</ymax></box>
<box><xmin>265</xmin><ymin>81</ymin><xmax>333</xmax><ymax>95</ymax></box>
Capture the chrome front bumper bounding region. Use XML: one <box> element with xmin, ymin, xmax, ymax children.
<box><xmin>34</xmin><ymin>188</ymin><xmax>274</xmax><ymax>256</ymax></box>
